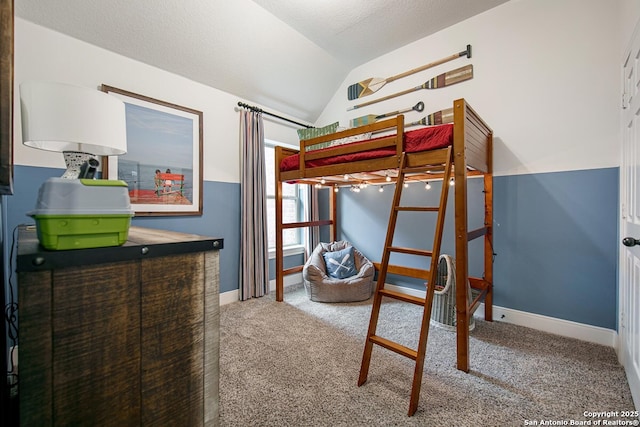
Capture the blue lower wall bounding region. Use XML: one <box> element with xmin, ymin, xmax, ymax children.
<box><xmin>337</xmin><ymin>178</ymin><xmax>486</xmax><ymax>290</ymax></box>
<box><xmin>268</xmin><ymin>253</ymin><xmax>305</xmax><ymax>281</ymax></box>
<box><xmin>4</xmin><ymin>165</ymin><xmax>241</xmax><ymax>294</ymax></box>
<box><xmin>336</xmin><ymin>167</ymin><xmax>619</xmax><ymax>330</ymax></box>
<box><xmin>4</xmin><ymin>166</ymin><xmax>619</xmax><ymax>329</ymax></box>
<box><xmin>493</xmin><ymin>167</ymin><xmax>618</xmax><ymax>330</ymax></box>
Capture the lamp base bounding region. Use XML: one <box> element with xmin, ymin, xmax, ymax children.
<box><xmin>61</xmin><ymin>151</ymin><xmax>99</xmax><ymax>179</ymax></box>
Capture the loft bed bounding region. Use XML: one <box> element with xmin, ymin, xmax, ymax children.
<box><xmin>274</xmin><ymin>98</ymin><xmax>493</xmax><ymax>380</ymax></box>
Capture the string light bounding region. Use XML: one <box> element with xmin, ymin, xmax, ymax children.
<box><xmin>425</xmin><ymin>181</ymin><xmax>431</xmax><ymax>190</ymax></box>
<box><xmin>320</xmin><ymin>177</ymin><xmax>326</xmax><ymax>184</ymax></box>
<box><xmin>334</xmin><ymin>185</ymin><xmax>339</xmax><ymax>193</ymax></box>
<box><xmin>385</xmin><ymin>172</ymin><xmax>391</xmax><ymax>182</ymax></box>
<box><xmin>449</xmin><ymin>178</ymin><xmax>455</xmax><ymax>186</ymax></box>
<box><xmin>379</xmin><ymin>185</ymin><xmax>384</xmax><ymax>193</ymax></box>
<box><xmin>403</xmin><ymin>181</ymin><xmax>409</xmax><ymax>188</ymax></box>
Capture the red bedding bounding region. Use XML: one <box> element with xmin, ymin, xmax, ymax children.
<box><xmin>280</xmin><ymin>123</ymin><xmax>454</xmax><ymax>172</ymax></box>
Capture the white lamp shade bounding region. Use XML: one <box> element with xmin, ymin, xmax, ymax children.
<box><xmin>20</xmin><ymin>81</ymin><xmax>127</xmax><ymax>156</ymax></box>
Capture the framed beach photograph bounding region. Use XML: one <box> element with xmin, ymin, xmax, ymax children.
<box><xmin>101</xmin><ymin>85</ymin><xmax>203</xmax><ymax>216</ymax></box>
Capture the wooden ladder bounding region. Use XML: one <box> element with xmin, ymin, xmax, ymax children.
<box><xmin>358</xmin><ymin>147</ymin><xmax>453</xmax><ymax>416</ymax></box>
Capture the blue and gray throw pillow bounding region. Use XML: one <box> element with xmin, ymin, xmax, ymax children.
<box><xmin>323</xmin><ymin>246</ymin><xmax>357</xmax><ymax>279</ymax></box>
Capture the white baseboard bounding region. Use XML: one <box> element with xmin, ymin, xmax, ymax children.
<box><xmin>384</xmin><ymin>283</ymin><xmax>617</xmax><ymax>348</ymax></box>
<box><xmin>219</xmin><ymin>273</ymin><xmax>303</xmax><ymax>306</ymax></box>
<box><xmin>219</xmin><ymin>289</ymin><xmax>240</xmax><ymax>306</ymax></box>
<box><xmin>269</xmin><ymin>273</ymin><xmax>303</xmax><ymax>293</ymax></box>
<box><xmin>489</xmin><ymin>304</ymin><xmax>617</xmax><ymax>348</ymax></box>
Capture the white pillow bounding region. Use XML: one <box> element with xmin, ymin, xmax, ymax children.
<box><xmin>328</xmin><ymin>129</ymin><xmax>372</xmax><ymax>148</ymax></box>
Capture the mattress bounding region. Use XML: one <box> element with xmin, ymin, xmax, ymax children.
<box><xmin>279</xmin><ymin>123</ymin><xmax>454</xmax><ymax>172</ymax></box>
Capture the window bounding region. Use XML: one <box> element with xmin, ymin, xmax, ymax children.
<box><xmin>264</xmin><ymin>141</ymin><xmax>307</xmax><ymax>252</ymax></box>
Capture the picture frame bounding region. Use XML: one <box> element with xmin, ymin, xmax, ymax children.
<box><xmin>101</xmin><ymin>85</ymin><xmax>203</xmax><ymax>216</ymax></box>
<box><xmin>0</xmin><ymin>0</ymin><xmax>14</xmax><ymax>195</ymax></box>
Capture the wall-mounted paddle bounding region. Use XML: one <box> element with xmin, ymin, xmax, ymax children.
<box><xmin>347</xmin><ymin>64</ymin><xmax>473</xmax><ymax>111</ymax></box>
<box><xmin>350</xmin><ymin>101</ymin><xmax>424</xmax><ymax>127</ymax></box>
<box><xmin>408</xmin><ymin>107</ymin><xmax>454</xmax><ymax>127</ymax></box>
<box><xmin>371</xmin><ymin>107</ymin><xmax>455</xmax><ymax>135</ymax></box>
<box><xmin>347</xmin><ymin>44</ymin><xmax>471</xmax><ymax>100</ymax></box>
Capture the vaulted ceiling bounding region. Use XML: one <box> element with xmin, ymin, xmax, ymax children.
<box><xmin>15</xmin><ymin>0</ymin><xmax>508</xmax><ymax>122</ymax></box>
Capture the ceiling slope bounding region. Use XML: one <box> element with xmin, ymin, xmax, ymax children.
<box><xmin>15</xmin><ymin>0</ymin><xmax>507</xmax><ymax>122</ymax></box>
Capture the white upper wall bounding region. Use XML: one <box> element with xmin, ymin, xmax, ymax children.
<box><xmin>318</xmin><ymin>0</ymin><xmax>623</xmax><ymax>176</ymax></box>
<box><xmin>620</xmin><ymin>0</ymin><xmax>640</xmax><ymax>53</ymax></box>
<box><xmin>13</xmin><ymin>18</ymin><xmax>301</xmax><ymax>184</ymax></box>
<box><xmin>14</xmin><ymin>1</ymin><xmax>638</xmax><ymax>181</ymax></box>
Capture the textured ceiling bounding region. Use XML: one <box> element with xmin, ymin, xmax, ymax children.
<box><xmin>252</xmin><ymin>0</ymin><xmax>506</xmax><ymax>67</ymax></box>
<box><xmin>15</xmin><ymin>0</ymin><xmax>508</xmax><ymax>122</ymax></box>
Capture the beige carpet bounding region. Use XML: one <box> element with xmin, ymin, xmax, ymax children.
<box><xmin>219</xmin><ymin>286</ymin><xmax>636</xmax><ymax>426</ymax></box>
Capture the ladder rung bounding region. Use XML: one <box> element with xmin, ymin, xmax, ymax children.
<box><xmin>388</xmin><ymin>246</ymin><xmax>433</xmax><ymax>257</ymax></box>
<box><xmin>378</xmin><ymin>289</ymin><xmax>426</xmax><ymax>305</ymax></box>
<box><xmin>376</xmin><ymin>263</ymin><xmax>431</xmax><ymax>280</ymax></box>
<box><xmin>369</xmin><ymin>335</ymin><xmax>418</xmax><ymax>360</ymax></box>
<box><xmin>395</xmin><ymin>206</ymin><xmax>439</xmax><ymax>212</ymax></box>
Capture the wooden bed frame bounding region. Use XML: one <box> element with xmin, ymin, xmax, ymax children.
<box><xmin>274</xmin><ymin>98</ymin><xmax>493</xmax><ymax>376</ymax></box>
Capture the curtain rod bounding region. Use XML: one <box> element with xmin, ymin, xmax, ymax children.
<box><xmin>237</xmin><ymin>101</ymin><xmax>312</xmax><ymax>129</ymax></box>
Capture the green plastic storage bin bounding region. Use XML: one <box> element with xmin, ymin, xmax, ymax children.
<box><xmin>28</xmin><ymin>178</ymin><xmax>134</xmax><ymax>250</ymax></box>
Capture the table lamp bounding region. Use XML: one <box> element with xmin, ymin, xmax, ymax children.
<box><xmin>20</xmin><ymin>81</ymin><xmax>127</xmax><ymax>178</ymax></box>
<box><xmin>19</xmin><ymin>81</ymin><xmax>134</xmax><ymax>250</ymax></box>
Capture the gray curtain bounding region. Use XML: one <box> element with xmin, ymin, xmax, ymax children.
<box><xmin>239</xmin><ymin>109</ymin><xmax>269</xmax><ymax>300</ymax></box>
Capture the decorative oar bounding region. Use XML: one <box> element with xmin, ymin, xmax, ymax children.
<box><xmin>350</xmin><ymin>101</ymin><xmax>425</xmax><ymax>127</ymax></box>
<box><xmin>347</xmin><ymin>64</ymin><xmax>473</xmax><ymax>111</ymax></box>
<box><xmin>370</xmin><ymin>107</ymin><xmax>455</xmax><ymax>135</ymax></box>
<box><xmin>408</xmin><ymin>107</ymin><xmax>454</xmax><ymax>127</ymax></box>
<box><xmin>347</xmin><ymin>44</ymin><xmax>471</xmax><ymax>100</ymax></box>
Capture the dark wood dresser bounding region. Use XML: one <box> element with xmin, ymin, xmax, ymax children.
<box><xmin>16</xmin><ymin>225</ymin><xmax>223</xmax><ymax>426</ymax></box>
